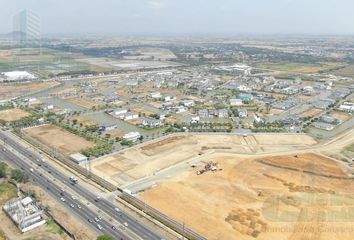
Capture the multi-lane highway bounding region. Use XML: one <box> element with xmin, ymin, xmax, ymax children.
<box><xmin>0</xmin><ymin>130</ymin><xmax>163</xmax><ymax>240</ymax></box>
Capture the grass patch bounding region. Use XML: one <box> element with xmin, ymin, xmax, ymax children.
<box><xmin>343</xmin><ymin>144</ymin><xmax>354</xmax><ymax>159</ymax></box>
<box><xmin>0</xmin><ymin>182</ymin><xmax>17</xmax><ymax>204</ymax></box>
<box><xmin>0</xmin><ymin>229</ymin><xmax>7</xmax><ymax>240</ymax></box>
<box><xmin>255</xmin><ymin>62</ymin><xmax>344</xmax><ymax>74</ymax></box>
<box><xmin>46</xmin><ymin>220</ymin><xmax>68</xmax><ymax>239</ymax></box>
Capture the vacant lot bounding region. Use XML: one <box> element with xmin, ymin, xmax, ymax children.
<box><xmin>0</xmin><ymin>109</ymin><xmax>30</xmax><ymax>122</ymax></box>
<box><xmin>300</xmin><ymin>108</ymin><xmax>323</xmax><ymax>118</ymax></box>
<box><xmin>330</xmin><ymin>111</ymin><xmax>352</xmax><ymax>123</ymax></box>
<box><xmin>0</xmin><ymin>82</ymin><xmax>60</xmax><ymax>101</ymax></box>
<box><xmin>139</xmin><ymin>153</ymin><xmax>354</xmax><ymax>240</ymax></box>
<box><xmin>256</xmin><ymin>62</ymin><xmax>344</xmax><ymax>74</ymax></box>
<box><xmin>91</xmin><ymin>134</ymin><xmax>317</xmax><ymax>186</ymax></box>
<box><xmin>24</xmin><ymin>124</ymin><xmax>95</xmax><ymax>155</ymax></box>
<box><xmin>65</xmin><ymin>97</ymin><xmax>101</xmax><ymax>109</ymax></box>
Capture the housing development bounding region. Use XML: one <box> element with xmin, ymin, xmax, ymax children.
<box><xmin>0</xmin><ymin>2</ymin><xmax>354</xmax><ymax>240</ymax></box>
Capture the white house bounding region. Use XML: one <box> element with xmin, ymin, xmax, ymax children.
<box><xmin>230</xmin><ymin>98</ymin><xmax>243</xmax><ymax>106</ymax></box>
<box><xmin>123</xmin><ymin>132</ymin><xmax>141</xmax><ymax>142</ymax></box>
<box><xmin>150</xmin><ymin>92</ymin><xmax>162</xmax><ymax>99</ymax></box>
<box><xmin>123</xmin><ymin>112</ymin><xmax>139</xmax><ymax>121</ymax></box>
<box><xmin>182</xmin><ymin>100</ymin><xmax>195</xmax><ymax>107</ymax></box>
<box><xmin>113</xmin><ymin>108</ymin><xmax>128</xmax><ymax>116</ymax></box>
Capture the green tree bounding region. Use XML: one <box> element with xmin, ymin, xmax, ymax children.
<box><xmin>0</xmin><ymin>162</ymin><xmax>7</xmax><ymax>178</ymax></box>
<box><xmin>97</xmin><ymin>234</ymin><xmax>113</xmax><ymax>240</ymax></box>
<box><xmin>11</xmin><ymin>169</ymin><xmax>29</xmax><ymax>183</ymax></box>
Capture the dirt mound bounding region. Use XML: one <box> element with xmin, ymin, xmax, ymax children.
<box><xmin>225</xmin><ymin>208</ymin><xmax>267</xmax><ymax>238</ymax></box>
<box><xmin>259</xmin><ymin>153</ymin><xmax>348</xmax><ymax>179</ymax></box>
<box><xmin>264</xmin><ymin>174</ymin><xmax>335</xmax><ymax>194</ymax></box>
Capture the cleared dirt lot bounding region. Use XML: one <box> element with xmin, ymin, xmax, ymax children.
<box><xmin>91</xmin><ymin>134</ymin><xmax>317</xmax><ymax>186</ymax></box>
<box><xmin>139</xmin><ymin>153</ymin><xmax>354</xmax><ymax>240</ymax></box>
<box><xmin>0</xmin><ymin>82</ymin><xmax>59</xmax><ymax>101</ymax></box>
<box><xmin>65</xmin><ymin>97</ymin><xmax>101</xmax><ymax>109</ymax></box>
<box><xmin>24</xmin><ymin>124</ymin><xmax>95</xmax><ymax>155</ymax></box>
<box><xmin>0</xmin><ymin>108</ymin><xmax>30</xmax><ymax>122</ymax></box>
<box><xmin>301</xmin><ymin>108</ymin><xmax>323</xmax><ymax>118</ymax></box>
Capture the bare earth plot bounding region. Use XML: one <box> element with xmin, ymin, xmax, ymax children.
<box><xmin>0</xmin><ymin>82</ymin><xmax>60</xmax><ymax>101</ymax></box>
<box><xmin>91</xmin><ymin>134</ymin><xmax>317</xmax><ymax>186</ymax></box>
<box><xmin>24</xmin><ymin>124</ymin><xmax>95</xmax><ymax>156</ymax></box>
<box><xmin>0</xmin><ymin>108</ymin><xmax>30</xmax><ymax>122</ymax></box>
<box><xmin>65</xmin><ymin>97</ymin><xmax>101</xmax><ymax>109</ymax></box>
<box><xmin>84</xmin><ymin>131</ymin><xmax>351</xmax><ymax>240</ymax></box>
<box><xmin>139</xmin><ymin>153</ymin><xmax>354</xmax><ymax>240</ymax></box>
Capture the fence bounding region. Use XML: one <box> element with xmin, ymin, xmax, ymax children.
<box><xmin>17</xmin><ymin>130</ymin><xmax>208</xmax><ymax>240</ymax></box>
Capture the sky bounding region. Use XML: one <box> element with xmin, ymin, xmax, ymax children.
<box><xmin>1</xmin><ymin>0</ymin><xmax>354</xmax><ymax>36</ymax></box>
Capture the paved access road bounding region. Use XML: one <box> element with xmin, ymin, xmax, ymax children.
<box><xmin>0</xmin><ymin>130</ymin><xmax>163</xmax><ymax>240</ymax></box>
<box><xmin>0</xmin><ymin>143</ymin><xmax>129</xmax><ymax>239</ymax></box>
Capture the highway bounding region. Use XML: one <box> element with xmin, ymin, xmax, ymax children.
<box><xmin>0</xmin><ymin>142</ymin><xmax>128</xmax><ymax>239</ymax></box>
<box><xmin>0</xmin><ymin>130</ymin><xmax>163</xmax><ymax>240</ymax></box>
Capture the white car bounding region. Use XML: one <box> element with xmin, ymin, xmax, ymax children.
<box><xmin>60</xmin><ymin>197</ymin><xmax>65</xmax><ymax>202</ymax></box>
<box><xmin>77</xmin><ymin>204</ymin><xmax>82</xmax><ymax>209</ymax></box>
<box><xmin>123</xmin><ymin>222</ymin><xmax>128</xmax><ymax>227</ymax></box>
<box><xmin>97</xmin><ymin>224</ymin><xmax>103</xmax><ymax>230</ymax></box>
<box><xmin>114</xmin><ymin>207</ymin><xmax>120</xmax><ymax>212</ymax></box>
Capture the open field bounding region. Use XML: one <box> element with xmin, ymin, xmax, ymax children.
<box><xmin>65</xmin><ymin>97</ymin><xmax>101</xmax><ymax>109</ymax></box>
<box><xmin>0</xmin><ymin>81</ymin><xmax>60</xmax><ymax>101</ymax></box>
<box><xmin>90</xmin><ymin>134</ymin><xmax>317</xmax><ymax>186</ymax></box>
<box><xmin>330</xmin><ymin>111</ymin><xmax>352</xmax><ymax>122</ymax></box>
<box><xmin>330</xmin><ymin>64</ymin><xmax>354</xmax><ymax>78</ymax></box>
<box><xmin>139</xmin><ymin>152</ymin><xmax>354</xmax><ymax>240</ymax></box>
<box><xmin>24</xmin><ymin>124</ymin><xmax>95</xmax><ymax>155</ymax></box>
<box><xmin>300</xmin><ymin>108</ymin><xmax>323</xmax><ymax>118</ymax></box>
<box><xmin>0</xmin><ymin>109</ymin><xmax>30</xmax><ymax>122</ymax></box>
<box><xmin>255</xmin><ymin>62</ymin><xmax>344</xmax><ymax>74</ymax></box>
<box><xmin>80</xmin><ymin>57</ymin><xmax>182</xmax><ymax>71</ymax></box>
<box><xmin>69</xmin><ymin>115</ymin><xmax>97</xmax><ymax>127</ymax></box>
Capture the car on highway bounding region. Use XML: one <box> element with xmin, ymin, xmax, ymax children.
<box><xmin>94</xmin><ymin>217</ymin><xmax>100</xmax><ymax>222</ymax></box>
<box><xmin>88</xmin><ymin>219</ymin><xmax>93</xmax><ymax>223</ymax></box>
<box><xmin>123</xmin><ymin>222</ymin><xmax>128</xmax><ymax>227</ymax></box>
<box><xmin>60</xmin><ymin>197</ymin><xmax>66</xmax><ymax>202</ymax></box>
<box><xmin>114</xmin><ymin>207</ymin><xmax>120</xmax><ymax>212</ymax></box>
<box><xmin>112</xmin><ymin>226</ymin><xmax>116</xmax><ymax>230</ymax></box>
<box><xmin>71</xmin><ymin>195</ymin><xmax>76</xmax><ymax>200</ymax></box>
<box><xmin>30</xmin><ymin>168</ymin><xmax>34</xmax><ymax>172</ymax></box>
<box><xmin>97</xmin><ymin>224</ymin><xmax>103</xmax><ymax>230</ymax></box>
<box><xmin>70</xmin><ymin>204</ymin><xmax>75</xmax><ymax>208</ymax></box>
<box><xmin>77</xmin><ymin>204</ymin><xmax>82</xmax><ymax>209</ymax></box>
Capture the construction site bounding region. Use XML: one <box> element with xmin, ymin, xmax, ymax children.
<box><xmin>128</xmin><ymin>130</ymin><xmax>354</xmax><ymax>240</ymax></box>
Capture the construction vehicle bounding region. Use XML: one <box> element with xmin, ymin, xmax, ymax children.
<box><xmin>196</xmin><ymin>161</ymin><xmax>220</xmax><ymax>175</ymax></box>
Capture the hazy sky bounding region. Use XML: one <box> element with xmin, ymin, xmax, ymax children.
<box><xmin>1</xmin><ymin>0</ymin><xmax>354</xmax><ymax>36</ymax></box>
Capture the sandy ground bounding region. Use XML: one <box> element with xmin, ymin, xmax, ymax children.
<box><xmin>24</xmin><ymin>124</ymin><xmax>95</xmax><ymax>155</ymax></box>
<box><xmin>0</xmin><ymin>109</ymin><xmax>30</xmax><ymax>122</ymax></box>
<box><xmin>65</xmin><ymin>97</ymin><xmax>101</xmax><ymax>109</ymax></box>
<box><xmin>130</xmin><ymin>107</ymin><xmax>156</xmax><ymax>116</ymax></box>
<box><xmin>91</xmin><ymin>134</ymin><xmax>317</xmax><ymax>186</ymax></box>
<box><xmin>330</xmin><ymin>111</ymin><xmax>352</xmax><ymax>122</ymax></box>
<box><xmin>0</xmin><ymin>82</ymin><xmax>60</xmax><ymax>101</ymax></box>
<box><xmin>69</xmin><ymin>115</ymin><xmax>97</xmax><ymax>127</ymax></box>
<box><xmin>301</xmin><ymin>108</ymin><xmax>324</xmax><ymax>118</ymax></box>
<box><xmin>139</xmin><ymin>153</ymin><xmax>354</xmax><ymax>240</ymax></box>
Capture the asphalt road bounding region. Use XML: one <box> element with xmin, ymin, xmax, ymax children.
<box><xmin>0</xmin><ymin>130</ymin><xmax>163</xmax><ymax>240</ymax></box>
<box><xmin>0</xmin><ymin>143</ymin><xmax>128</xmax><ymax>240</ymax></box>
